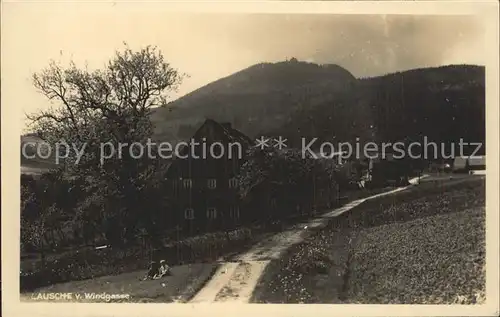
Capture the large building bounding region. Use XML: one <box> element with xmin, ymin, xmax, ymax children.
<box><xmin>164</xmin><ymin>119</ymin><xmax>253</xmax><ymax>235</ymax></box>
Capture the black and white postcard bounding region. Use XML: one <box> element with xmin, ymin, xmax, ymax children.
<box><xmin>2</xmin><ymin>1</ymin><xmax>499</xmax><ymax>316</ymax></box>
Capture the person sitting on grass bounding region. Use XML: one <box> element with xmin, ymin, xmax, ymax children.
<box><xmin>144</xmin><ymin>260</ymin><xmax>171</xmax><ymax>280</ymax></box>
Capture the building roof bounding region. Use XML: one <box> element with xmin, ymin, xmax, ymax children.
<box><xmin>165</xmin><ymin>119</ymin><xmax>253</xmax><ymax>175</ymax></box>
<box><xmin>21</xmin><ymin>165</ymin><xmax>53</xmax><ymax>176</ymax></box>
<box><xmin>453</xmin><ymin>156</ymin><xmax>485</xmax><ymax>169</ymax></box>
<box><xmin>175</xmin><ymin>119</ymin><xmax>253</xmax><ymax>158</ymax></box>
<box><xmin>468</xmin><ymin>156</ymin><xmax>485</xmax><ymax>166</ymax></box>
<box><xmin>201</xmin><ymin>119</ymin><xmax>253</xmax><ymax>146</ymax></box>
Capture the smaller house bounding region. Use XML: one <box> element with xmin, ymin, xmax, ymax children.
<box><xmin>428</xmin><ymin>160</ymin><xmax>452</xmax><ymax>173</ymax></box>
<box><xmin>21</xmin><ymin>165</ymin><xmax>50</xmax><ymax>177</ymax></box>
<box><xmin>453</xmin><ymin>156</ymin><xmax>485</xmax><ymax>173</ymax></box>
<box><xmin>453</xmin><ymin>156</ymin><xmax>467</xmax><ymax>171</ymax></box>
<box><xmin>364</xmin><ymin>150</ymin><xmax>413</xmax><ymax>186</ymax></box>
<box><xmin>468</xmin><ymin>156</ymin><xmax>486</xmax><ymax>170</ymax></box>
<box><xmin>21</xmin><ymin>134</ymin><xmax>59</xmax><ymax>179</ymax></box>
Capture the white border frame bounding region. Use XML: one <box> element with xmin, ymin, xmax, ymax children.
<box><xmin>2</xmin><ymin>1</ymin><xmax>499</xmax><ymax>316</ymax></box>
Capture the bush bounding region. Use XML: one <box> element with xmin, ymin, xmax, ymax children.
<box><xmin>237</xmin><ymin>147</ymin><xmax>342</xmax><ymax>219</ymax></box>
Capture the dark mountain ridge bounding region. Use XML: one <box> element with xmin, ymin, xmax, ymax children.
<box><xmin>150</xmin><ymin>61</ymin><xmax>484</xmax><ymax>156</ymax></box>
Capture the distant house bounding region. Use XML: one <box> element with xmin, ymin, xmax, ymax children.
<box><xmin>21</xmin><ymin>165</ymin><xmax>52</xmax><ymax>179</ymax></box>
<box><xmin>21</xmin><ymin>134</ymin><xmax>58</xmax><ymax>179</ymax></box>
<box><xmin>468</xmin><ymin>156</ymin><xmax>486</xmax><ymax>170</ymax></box>
<box><xmin>165</xmin><ymin>119</ymin><xmax>253</xmax><ymax>235</ymax></box>
<box><xmin>453</xmin><ymin>156</ymin><xmax>467</xmax><ymax>171</ymax></box>
<box><xmin>428</xmin><ymin>160</ymin><xmax>452</xmax><ymax>173</ymax></box>
<box><xmin>363</xmin><ymin>150</ymin><xmax>414</xmax><ymax>186</ymax></box>
<box><xmin>453</xmin><ymin>156</ymin><xmax>485</xmax><ymax>173</ymax></box>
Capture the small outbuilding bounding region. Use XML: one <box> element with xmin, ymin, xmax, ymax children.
<box><xmin>452</xmin><ymin>156</ymin><xmax>485</xmax><ymax>173</ymax></box>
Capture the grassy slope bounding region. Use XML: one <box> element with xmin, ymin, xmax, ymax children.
<box><xmin>22</xmin><ymin>263</ymin><xmax>219</xmax><ymax>303</ymax></box>
<box><xmin>251</xmin><ymin>176</ymin><xmax>485</xmax><ymax>304</ymax></box>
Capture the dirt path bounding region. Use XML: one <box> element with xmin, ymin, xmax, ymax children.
<box><xmin>189</xmin><ymin>176</ymin><xmax>428</xmax><ymax>303</ymax></box>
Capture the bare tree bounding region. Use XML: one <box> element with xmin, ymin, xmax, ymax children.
<box><xmin>28</xmin><ymin>44</ymin><xmax>183</xmax><ymax>145</ymax></box>
<box><xmin>25</xmin><ymin>44</ymin><xmax>185</xmax><ymax>247</ymax></box>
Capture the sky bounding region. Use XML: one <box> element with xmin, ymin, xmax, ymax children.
<box><xmin>2</xmin><ymin>2</ymin><xmax>487</xmax><ymax>130</ymax></box>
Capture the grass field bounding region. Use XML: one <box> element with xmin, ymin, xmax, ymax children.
<box><xmin>251</xmin><ymin>175</ymin><xmax>486</xmax><ymax>304</ymax></box>
<box><xmin>22</xmin><ymin>263</ymin><xmax>219</xmax><ymax>303</ymax></box>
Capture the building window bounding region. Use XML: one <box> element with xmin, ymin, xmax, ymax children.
<box><xmin>183</xmin><ymin>178</ymin><xmax>192</xmax><ymax>188</ymax></box>
<box><xmin>171</xmin><ymin>179</ymin><xmax>183</xmax><ymax>195</ymax></box>
<box><xmin>232</xmin><ymin>158</ymin><xmax>239</xmax><ymax>173</ymax></box>
<box><xmin>229</xmin><ymin>177</ymin><xmax>238</xmax><ymax>188</ymax></box>
<box><xmin>207</xmin><ymin>207</ymin><xmax>217</xmax><ymax>219</ymax></box>
<box><xmin>207</xmin><ymin>179</ymin><xmax>217</xmax><ymax>189</ymax></box>
<box><xmin>229</xmin><ymin>205</ymin><xmax>240</xmax><ymax>219</ymax></box>
<box><xmin>318</xmin><ymin>188</ymin><xmax>324</xmax><ymax>198</ymax></box>
<box><xmin>184</xmin><ymin>208</ymin><xmax>194</xmax><ymax>220</ymax></box>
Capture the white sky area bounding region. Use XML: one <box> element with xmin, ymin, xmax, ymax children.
<box><xmin>2</xmin><ymin>3</ymin><xmax>487</xmax><ymax>131</ymax></box>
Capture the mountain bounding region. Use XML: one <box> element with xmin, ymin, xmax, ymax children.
<box><xmin>150</xmin><ymin>59</ymin><xmax>357</xmax><ymax>141</ymax></box>
<box><xmin>361</xmin><ymin>65</ymin><xmax>485</xmax><ymax>147</ymax></box>
<box><xmin>275</xmin><ymin>64</ymin><xmax>485</xmax><ymax>150</ymax></box>
<box><xmin>151</xmin><ymin>62</ymin><xmax>485</xmax><ymax>156</ymax></box>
